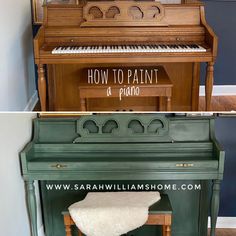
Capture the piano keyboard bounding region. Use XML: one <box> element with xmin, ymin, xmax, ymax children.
<box><xmin>52</xmin><ymin>44</ymin><xmax>207</xmax><ymax>54</ymax></box>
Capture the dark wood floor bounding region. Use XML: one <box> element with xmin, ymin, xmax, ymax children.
<box><xmin>34</xmin><ymin>96</ymin><xmax>236</xmax><ymax>112</ymax></box>
<box><xmin>208</xmin><ymin>229</ymin><xmax>236</xmax><ymax>236</ymax></box>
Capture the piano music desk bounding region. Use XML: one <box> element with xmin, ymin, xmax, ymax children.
<box><xmin>62</xmin><ymin>194</ymin><xmax>172</xmax><ymax>236</ymax></box>
<box><xmin>79</xmin><ymin>67</ymin><xmax>173</xmax><ymax>111</ymax></box>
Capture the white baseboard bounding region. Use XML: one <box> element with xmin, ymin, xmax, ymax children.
<box><xmin>38</xmin><ymin>224</ymin><xmax>45</xmax><ymax>236</ymax></box>
<box><xmin>208</xmin><ymin>217</ymin><xmax>236</xmax><ymax>228</ymax></box>
<box><xmin>200</xmin><ymin>85</ymin><xmax>236</xmax><ymax>96</ymax></box>
<box><xmin>24</xmin><ymin>90</ymin><xmax>38</xmax><ymax>111</ymax></box>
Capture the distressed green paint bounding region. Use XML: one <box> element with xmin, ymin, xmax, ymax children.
<box><xmin>26</xmin><ymin>181</ymin><xmax>38</xmax><ymax>236</ymax></box>
<box><xmin>210</xmin><ymin>180</ymin><xmax>221</xmax><ymax>236</ymax></box>
<box><xmin>20</xmin><ymin>114</ymin><xmax>225</xmax><ymax>236</ymax></box>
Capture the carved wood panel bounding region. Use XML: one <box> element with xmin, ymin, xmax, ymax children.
<box><xmin>82</xmin><ymin>1</ymin><xmax>167</xmax><ymax>27</ymax></box>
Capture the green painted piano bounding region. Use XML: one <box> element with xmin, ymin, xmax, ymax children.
<box><xmin>20</xmin><ymin>114</ymin><xmax>225</xmax><ymax>236</ymax></box>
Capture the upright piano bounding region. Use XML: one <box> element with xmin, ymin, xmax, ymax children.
<box><xmin>34</xmin><ymin>0</ymin><xmax>217</xmax><ymax>111</ymax></box>
<box><xmin>20</xmin><ymin>114</ymin><xmax>224</xmax><ymax>236</ymax></box>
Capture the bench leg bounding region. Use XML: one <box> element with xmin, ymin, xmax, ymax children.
<box><xmin>163</xmin><ymin>225</ymin><xmax>171</xmax><ymax>236</ymax></box>
<box><xmin>64</xmin><ymin>215</ymin><xmax>72</xmax><ymax>236</ymax></box>
<box><xmin>162</xmin><ymin>225</ymin><xmax>166</xmax><ymax>236</ymax></box>
<box><xmin>166</xmin><ymin>96</ymin><xmax>171</xmax><ymax>111</ymax></box>
<box><xmin>80</xmin><ymin>98</ymin><xmax>87</xmax><ymax>111</ymax></box>
<box><xmin>65</xmin><ymin>224</ymin><xmax>72</xmax><ymax>236</ymax></box>
<box><xmin>159</xmin><ymin>97</ymin><xmax>164</xmax><ymax>111</ymax></box>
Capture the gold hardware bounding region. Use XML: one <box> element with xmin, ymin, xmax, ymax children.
<box><xmin>51</xmin><ymin>164</ymin><xmax>67</xmax><ymax>169</ymax></box>
<box><xmin>176</xmin><ymin>37</ymin><xmax>181</xmax><ymax>41</ymax></box>
<box><xmin>176</xmin><ymin>163</ymin><xmax>194</xmax><ymax>167</ymax></box>
<box><xmin>70</xmin><ymin>39</ymin><xmax>74</xmax><ymax>42</ymax></box>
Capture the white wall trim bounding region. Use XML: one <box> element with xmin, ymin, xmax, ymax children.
<box><xmin>208</xmin><ymin>217</ymin><xmax>236</xmax><ymax>228</ymax></box>
<box><xmin>200</xmin><ymin>85</ymin><xmax>236</xmax><ymax>96</ymax></box>
<box><xmin>24</xmin><ymin>90</ymin><xmax>38</xmax><ymax>111</ymax></box>
<box><xmin>38</xmin><ymin>224</ymin><xmax>45</xmax><ymax>236</ymax></box>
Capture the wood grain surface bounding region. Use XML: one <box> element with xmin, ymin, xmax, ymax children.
<box><xmin>208</xmin><ymin>229</ymin><xmax>236</xmax><ymax>236</ymax></box>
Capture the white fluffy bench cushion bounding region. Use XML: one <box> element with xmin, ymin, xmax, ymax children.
<box><xmin>68</xmin><ymin>192</ymin><xmax>161</xmax><ymax>236</ymax></box>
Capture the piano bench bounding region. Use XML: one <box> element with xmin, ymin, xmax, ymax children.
<box><xmin>78</xmin><ymin>67</ymin><xmax>173</xmax><ymax>111</ymax></box>
<box><xmin>62</xmin><ymin>194</ymin><xmax>172</xmax><ymax>236</ymax></box>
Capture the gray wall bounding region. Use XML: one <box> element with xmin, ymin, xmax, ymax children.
<box><xmin>201</xmin><ymin>1</ymin><xmax>236</xmax><ymax>85</ymax></box>
<box><xmin>0</xmin><ymin>114</ymin><xmax>43</xmax><ymax>236</ymax></box>
<box><xmin>0</xmin><ymin>0</ymin><xmax>36</xmax><ymax>111</ymax></box>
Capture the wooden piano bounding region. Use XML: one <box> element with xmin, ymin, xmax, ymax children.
<box><xmin>34</xmin><ymin>0</ymin><xmax>217</xmax><ymax>111</ymax></box>
<box><xmin>20</xmin><ymin>114</ymin><xmax>225</xmax><ymax>236</ymax></box>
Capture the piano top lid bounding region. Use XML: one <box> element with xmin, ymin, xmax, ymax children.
<box><xmin>31</xmin><ymin>114</ymin><xmax>216</xmax><ymax>144</ymax></box>
<box><xmin>42</xmin><ymin>0</ymin><xmax>207</xmax><ymax>28</ymax></box>
<box><xmin>44</xmin><ymin>0</ymin><xmax>204</xmax><ymax>7</ymax></box>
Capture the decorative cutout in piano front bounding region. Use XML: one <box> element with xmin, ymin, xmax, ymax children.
<box><xmin>102</xmin><ymin>120</ymin><xmax>119</xmax><ymax>133</ymax></box>
<box><xmin>128</xmin><ymin>120</ymin><xmax>145</xmax><ymax>133</ymax></box>
<box><xmin>83</xmin><ymin>120</ymin><xmax>99</xmax><ymax>133</ymax></box>
<box><xmin>89</xmin><ymin>6</ymin><xmax>103</xmax><ymax>19</ymax></box>
<box><xmin>81</xmin><ymin>1</ymin><xmax>167</xmax><ymax>27</ymax></box>
<box><xmin>147</xmin><ymin>119</ymin><xmax>164</xmax><ymax>134</ymax></box>
<box><xmin>106</xmin><ymin>6</ymin><xmax>120</xmax><ymax>19</ymax></box>
<box><xmin>73</xmin><ymin>114</ymin><xmax>172</xmax><ymax>143</ymax></box>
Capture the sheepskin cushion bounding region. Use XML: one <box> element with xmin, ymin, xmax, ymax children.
<box><xmin>68</xmin><ymin>191</ymin><xmax>161</xmax><ymax>236</ymax></box>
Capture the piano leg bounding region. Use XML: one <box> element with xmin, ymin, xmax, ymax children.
<box><xmin>37</xmin><ymin>64</ymin><xmax>47</xmax><ymax>111</ymax></box>
<box><xmin>205</xmin><ymin>62</ymin><xmax>214</xmax><ymax>111</ymax></box>
<box><xmin>192</xmin><ymin>62</ymin><xmax>200</xmax><ymax>111</ymax></box>
<box><xmin>210</xmin><ymin>180</ymin><xmax>221</xmax><ymax>236</ymax></box>
<box><xmin>26</xmin><ymin>180</ymin><xmax>38</xmax><ymax>236</ymax></box>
